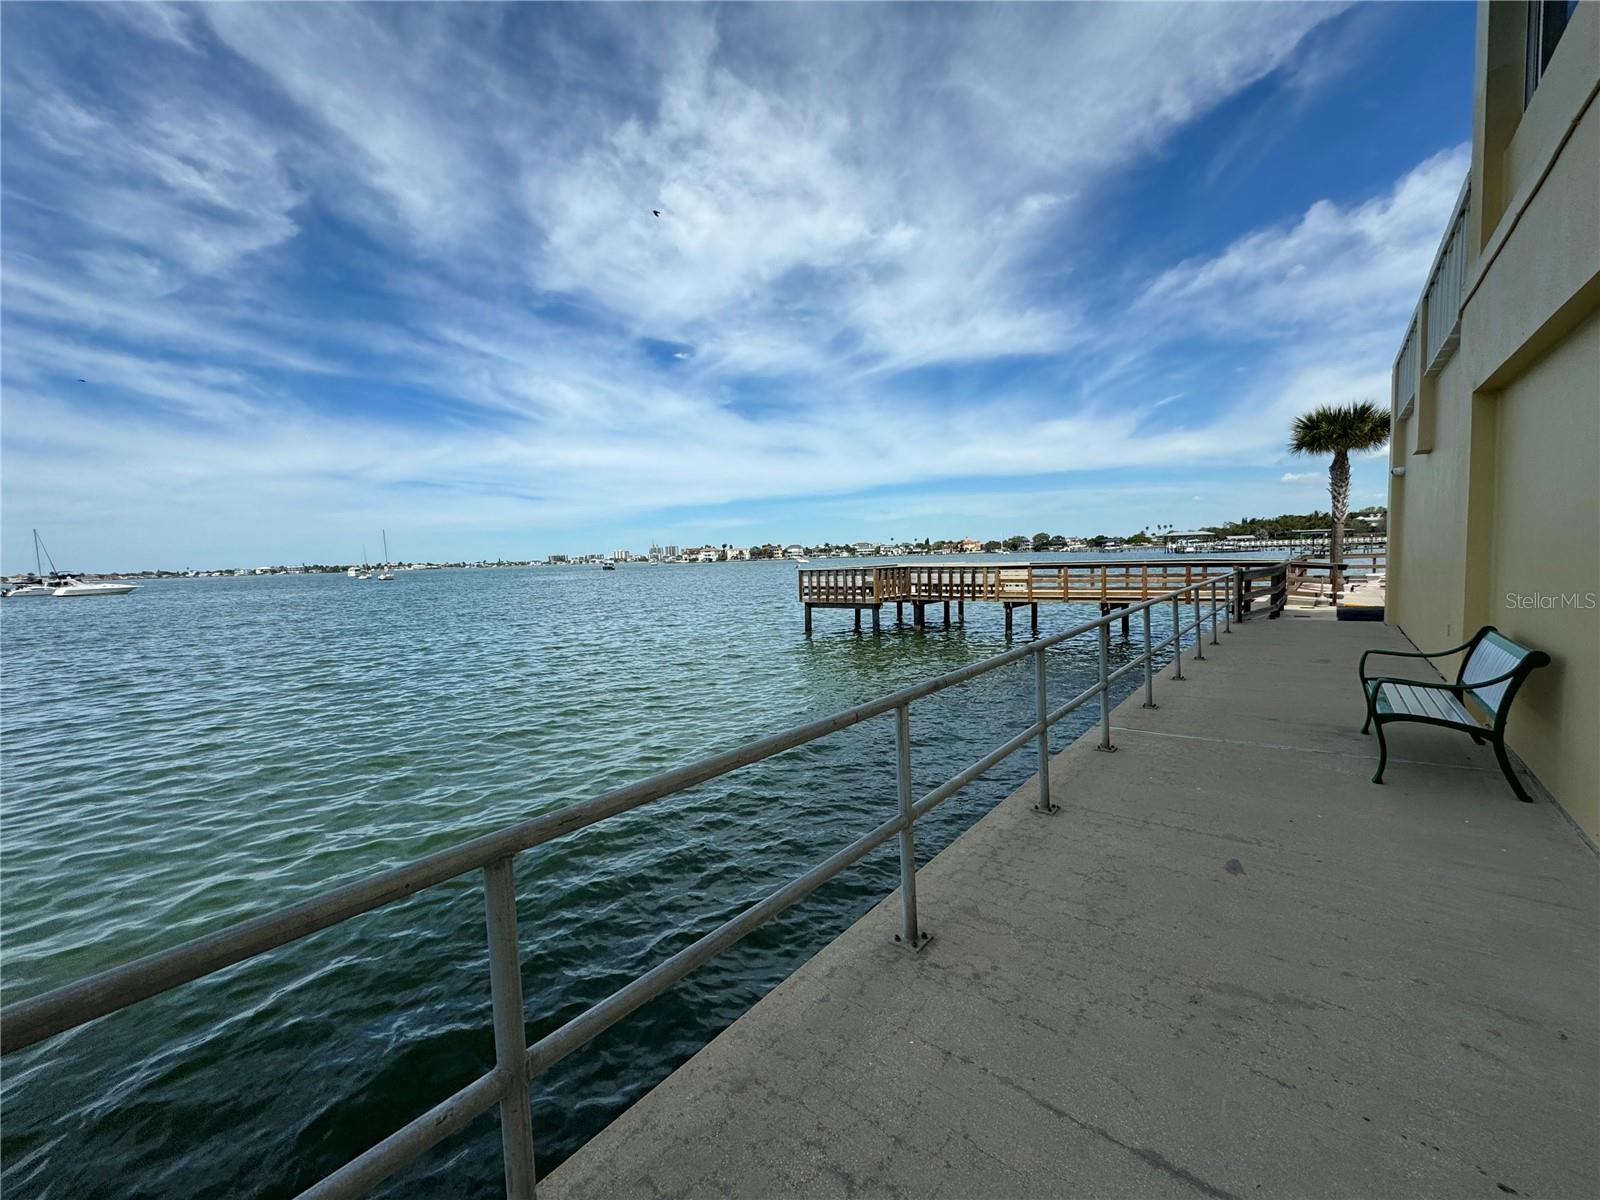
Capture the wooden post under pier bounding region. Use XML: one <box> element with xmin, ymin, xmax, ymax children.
<box><xmin>1100</xmin><ymin>601</ymin><xmax>1132</xmax><ymax>639</ymax></box>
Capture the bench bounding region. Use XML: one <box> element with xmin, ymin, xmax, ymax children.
<box><xmin>1359</xmin><ymin>626</ymin><xmax>1550</xmax><ymax>802</ymax></box>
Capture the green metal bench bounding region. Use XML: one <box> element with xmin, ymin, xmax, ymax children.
<box><xmin>1360</xmin><ymin>626</ymin><xmax>1550</xmax><ymax>802</ymax></box>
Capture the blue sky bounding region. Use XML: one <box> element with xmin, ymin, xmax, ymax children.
<box><xmin>2</xmin><ymin>2</ymin><xmax>1475</xmax><ymax>570</ymax></box>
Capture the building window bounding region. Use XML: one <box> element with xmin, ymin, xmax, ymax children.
<box><xmin>1525</xmin><ymin>1</ymin><xmax>1580</xmax><ymax>105</ymax></box>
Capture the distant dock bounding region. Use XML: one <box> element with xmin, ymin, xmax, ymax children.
<box><xmin>798</xmin><ymin>558</ymin><xmax>1294</xmax><ymax>634</ymax></box>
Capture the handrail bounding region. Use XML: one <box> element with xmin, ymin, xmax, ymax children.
<box><xmin>2</xmin><ymin>572</ymin><xmax>1238</xmax><ymax>1200</ymax></box>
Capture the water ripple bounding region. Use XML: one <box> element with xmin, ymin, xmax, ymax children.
<box><xmin>1</xmin><ymin>561</ymin><xmax>1189</xmax><ymax>1197</ymax></box>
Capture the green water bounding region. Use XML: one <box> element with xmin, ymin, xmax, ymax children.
<box><xmin>0</xmin><ymin>559</ymin><xmax>1192</xmax><ymax>1196</ymax></box>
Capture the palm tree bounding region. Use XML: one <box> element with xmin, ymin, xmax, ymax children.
<box><xmin>1288</xmin><ymin>400</ymin><xmax>1389</xmax><ymax>599</ymax></box>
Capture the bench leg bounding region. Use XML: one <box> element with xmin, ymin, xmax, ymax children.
<box><xmin>1492</xmin><ymin>737</ymin><xmax>1535</xmax><ymax>803</ymax></box>
<box><xmin>1361</xmin><ymin>697</ymin><xmax>1373</xmax><ymax>735</ymax></box>
<box><xmin>1371</xmin><ymin>720</ymin><xmax>1388</xmax><ymax>784</ymax></box>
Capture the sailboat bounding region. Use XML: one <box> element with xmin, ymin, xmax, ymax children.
<box><xmin>352</xmin><ymin>545</ymin><xmax>372</xmax><ymax>580</ymax></box>
<box><xmin>3</xmin><ymin>531</ymin><xmax>58</xmax><ymax>596</ymax></box>
<box><xmin>376</xmin><ymin>531</ymin><xmax>395</xmax><ymax>581</ymax></box>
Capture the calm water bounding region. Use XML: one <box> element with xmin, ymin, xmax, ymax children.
<box><xmin>1</xmin><ymin>558</ymin><xmax>1199</xmax><ymax>1197</ymax></box>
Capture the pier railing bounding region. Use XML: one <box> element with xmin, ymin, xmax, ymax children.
<box><xmin>1234</xmin><ymin>562</ymin><xmax>1289</xmax><ymax>620</ymax></box>
<box><xmin>1285</xmin><ymin>552</ymin><xmax>1387</xmax><ymax>606</ymax></box>
<box><xmin>1</xmin><ymin>572</ymin><xmax>1237</xmax><ymax>1200</ymax></box>
<box><xmin>799</xmin><ymin>559</ymin><xmax>1270</xmax><ymax>607</ymax></box>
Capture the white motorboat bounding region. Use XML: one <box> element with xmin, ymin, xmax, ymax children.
<box><xmin>4</xmin><ymin>582</ymin><xmax>55</xmax><ymax>597</ymax></box>
<box><xmin>52</xmin><ymin>577</ymin><xmax>139</xmax><ymax>597</ymax></box>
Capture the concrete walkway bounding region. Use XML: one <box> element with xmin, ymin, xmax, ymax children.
<box><xmin>544</xmin><ymin>616</ymin><xmax>1600</xmax><ymax>1200</ymax></box>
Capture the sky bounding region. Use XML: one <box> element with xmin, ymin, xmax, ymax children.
<box><xmin>1</xmin><ymin>1</ymin><xmax>1477</xmax><ymax>570</ymax></box>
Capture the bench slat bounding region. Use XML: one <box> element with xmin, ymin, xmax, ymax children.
<box><xmin>1376</xmin><ymin>683</ymin><xmax>1478</xmax><ymax>726</ymax></box>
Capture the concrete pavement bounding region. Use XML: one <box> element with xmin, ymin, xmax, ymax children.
<box><xmin>543</xmin><ymin>615</ymin><xmax>1599</xmax><ymax>1200</ymax></box>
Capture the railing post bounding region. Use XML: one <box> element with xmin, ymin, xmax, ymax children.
<box><xmin>1034</xmin><ymin>647</ymin><xmax>1057</xmax><ymax>813</ymax></box>
<box><xmin>482</xmin><ymin>858</ymin><xmax>537</xmax><ymax>1200</ymax></box>
<box><xmin>1171</xmin><ymin>595</ymin><xmax>1185</xmax><ymax>680</ymax></box>
<box><xmin>893</xmin><ymin>704</ymin><xmax>927</xmax><ymax>948</ymax></box>
<box><xmin>1141</xmin><ymin>604</ymin><xmax>1157</xmax><ymax>709</ymax></box>
<box><xmin>1210</xmin><ymin>581</ymin><xmax>1220</xmax><ymax>645</ymax></box>
<box><xmin>1192</xmin><ymin>590</ymin><xmax>1205</xmax><ymax>661</ymax></box>
<box><xmin>1225</xmin><ymin>572</ymin><xmax>1235</xmax><ymax>632</ymax></box>
<box><xmin>1096</xmin><ymin>622</ymin><xmax>1116</xmax><ymax>752</ymax></box>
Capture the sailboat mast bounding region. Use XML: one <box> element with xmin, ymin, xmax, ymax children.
<box><xmin>382</xmin><ymin>530</ymin><xmax>389</xmax><ymax>567</ymax></box>
<box><xmin>34</xmin><ymin>529</ymin><xmax>42</xmax><ymax>578</ymax></box>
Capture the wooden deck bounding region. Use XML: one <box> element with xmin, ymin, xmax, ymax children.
<box><xmin>797</xmin><ymin>559</ymin><xmax>1296</xmax><ymax>633</ymax></box>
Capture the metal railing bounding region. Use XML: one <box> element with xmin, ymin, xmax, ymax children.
<box><xmin>1395</xmin><ymin>319</ymin><xmax>1419</xmax><ymax>416</ymax></box>
<box><xmin>1422</xmin><ymin>180</ymin><xmax>1471</xmax><ymax>370</ymax></box>
<box><xmin>1</xmin><ymin>573</ymin><xmax>1237</xmax><ymax>1200</ymax></box>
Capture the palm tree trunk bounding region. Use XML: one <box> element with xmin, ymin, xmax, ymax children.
<box><xmin>1328</xmin><ymin>449</ymin><xmax>1350</xmax><ymax>602</ymax></box>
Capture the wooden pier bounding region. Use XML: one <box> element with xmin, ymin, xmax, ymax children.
<box><xmin>796</xmin><ymin>557</ymin><xmax>1362</xmax><ymax>633</ymax></box>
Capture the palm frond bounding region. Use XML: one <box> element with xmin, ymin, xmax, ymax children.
<box><xmin>1288</xmin><ymin>401</ymin><xmax>1390</xmax><ymax>456</ymax></box>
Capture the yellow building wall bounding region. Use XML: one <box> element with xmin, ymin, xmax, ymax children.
<box><xmin>1391</xmin><ymin>2</ymin><xmax>1599</xmax><ymax>835</ymax></box>
<box><xmin>1486</xmin><ymin>314</ymin><xmax>1600</xmax><ymax>833</ymax></box>
<box><xmin>1390</xmin><ymin>358</ymin><xmax>1472</xmax><ymax>651</ymax></box>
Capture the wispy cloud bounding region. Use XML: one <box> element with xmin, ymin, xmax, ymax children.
<box><xmin>1</xmin><ymin>2</ymin><xmax>1456</xmax><ymax>567</ymax></box>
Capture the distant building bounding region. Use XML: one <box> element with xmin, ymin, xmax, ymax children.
<box><xmin>727</xmin><ymin>547</ymin><xmax>750</xmax><ymax>560</ymax></box>
<box><xmin>784</xmin><ymin>544</ymin><xmax>806</xmax><ymax>558</ymax></box>
<box><xmin>959</xmin><ymin>539</ymin><xmax>983</xmax><ymax>553</ymax></box>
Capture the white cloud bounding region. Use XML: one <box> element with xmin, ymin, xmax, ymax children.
<box><xmin>1281</xmin><ymin>471</ymin><xmax>1323</xmax><ymax>484</ymax></box>
<box><xmin>3</xmin><ymin>2</ymin><xmax>1447</xmax><ymax>567</ymax></box>
<box><xmin>1141</xmin><ymin>144</ymin><xmax>1468</xmax><ymax>337</ymax></box>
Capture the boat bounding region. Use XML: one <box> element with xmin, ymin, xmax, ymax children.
<box><xmin>601</xmin><ymin>562</ymin><xmax>616</xmax><ymax>571</ymax></box>
<box><xmin>794</xmin><ymin>557</ymin><xmax>810</xmax><ymax>565</ymax></box>
<box><xmin>2</xmin><ymin>531</ymin><xmax>134</xmax><ymax>597</ymax></box>
<box><xmin>376</xmin><ymin>531</ymin><xmax>395</xmax><ymax>581</ymax></box>
<box><xmin>3</xmin><ymin>581</ymin><xmax>55</xmax><ymax>598</ymax></box>
<box><xmin>3</xmin><ymin>531</ymin><xmax>61</xmax><ymax>597</ymax></box>
<box><xmin>52</xmin><ymin>578</ymin><xmax>139</xmax><ymax>597</ymax></box>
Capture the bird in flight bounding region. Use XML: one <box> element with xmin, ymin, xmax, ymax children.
<box><xmin>652</xmin><ymin>210</ymin><xmax>661</xmax><ymax>218</ymax></box>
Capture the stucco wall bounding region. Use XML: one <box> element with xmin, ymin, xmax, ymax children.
<box><xmin>1390</xmin><ymin>355</ymin><xmax>1472</xmax><ymax>651</ymax></box>
<box><xmin>1487</xmin><ymin>313</ymin><xmax>1600</xmax><ymax>831</ymax></box>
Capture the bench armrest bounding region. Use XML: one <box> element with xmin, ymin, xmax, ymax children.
<box><xmin>1359</xmin><ymin>636</ymin><xmax>1479</xmax><ymax>681</ymax></box>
